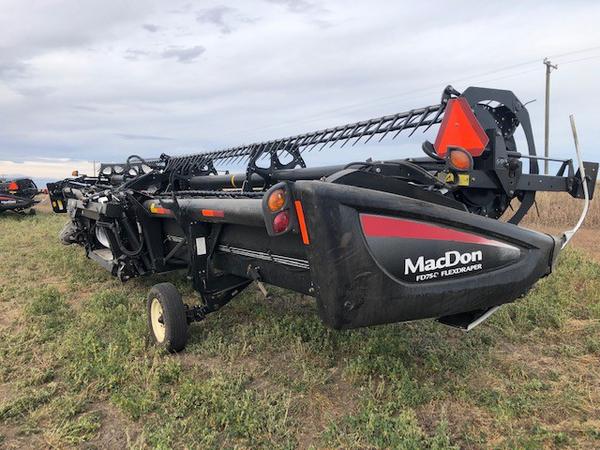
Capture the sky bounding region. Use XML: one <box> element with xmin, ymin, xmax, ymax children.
<box><xmin>1</xmin><ymin>0</ymin><xmax>600</xmax><ymax>186</ymax></box>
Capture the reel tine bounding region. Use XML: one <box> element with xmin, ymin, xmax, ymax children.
<box><xmin>392</xmin><ymin>111</ymin><xmax>414</xmax><ymax>139</ymax></box>
<box><xmin>228</xmin><ymin>149</ymin><xmax>240</xmax><ymax>165</ymax></box>
<box><xmin>266</xmin><ymin>142</ymin><xmax>276</xmax><ymax>159</ymax></box>
<box><xmin>378</xmin><ymin>113</ymin><xmax>404</xmax><ymax>142</ymax></box>
<box><xmin>408</xmin><ymin>107</ymin><xmax>431</xmax><ymax>137</ymax></box>
<box><xmin>231</xmin><ymin>153</ymin><xmax>243</xmax><ymax>165</ymax></box>
<box><xmin>307</xmin><ymin>132</ymin><xmax>323</xmax><ymax>151</ymax></box>
<box><xmin>422</xmin><ymin>104</ymin><xmax>444</xmax><ymax>133</ymax></box>
<box><xmin>298</xmin><ymin>134</ymin><xmax>312</xmax><ymax>149</ymax></box>
<box><xmin>318</xmin><ymin>137</ymin><xmax>332</xmax><ymax>151</ymax></box>
<box><xmin>341</xmin><ymin>123</ymin><xmax>361</xmax><ymax>148</ymax></box>
<box><xmin>364</xmin><ymin>117</ymin><xmax>388</xmax><ymax>144</ymax></box>
<box><xmin>314</xmin><ymin>131</ymin><xmax>327</xmax><ymax>149</ymax></box>
<box><xmin>328</xmin><ymin>126</ymin><xmax>346</xmax><ymax>148</ymax></box>
<box><xmin>352</xmin><ymin>121</ymin><xmax>373</xmax><ymax>146</ymax></box>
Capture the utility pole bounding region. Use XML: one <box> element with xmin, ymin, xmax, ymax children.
<box><xmin>543</xmin><ymin>57</ymin><xmax>558</xmax><ymax>175</ymax></box>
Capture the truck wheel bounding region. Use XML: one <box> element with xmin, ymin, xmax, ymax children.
<box><xmin>147</xmin><ymin>283</ymin><xmax>188</xmax><ymax>352</ymax></box>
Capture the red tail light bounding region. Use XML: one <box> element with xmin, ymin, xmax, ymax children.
<box><xmin>8</xmin><ymin>181</ymin><xmax>19</xmax><ymax>191</ymax></box>
<box><xmin>273</xmin><ymin>211</ymin><xmax>290</xmax><ymax>233</ymax></box>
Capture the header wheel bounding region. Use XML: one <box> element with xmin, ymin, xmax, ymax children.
<box><xmin>147</xmin><ymin>283</ymin><xmax>188</xmax><ymax>352</ymax></box>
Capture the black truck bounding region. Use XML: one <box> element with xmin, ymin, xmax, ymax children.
<box><xmin>0</xmin><ymin>177</ymin><xmax>40</xmax><ymax>214</ymax></box>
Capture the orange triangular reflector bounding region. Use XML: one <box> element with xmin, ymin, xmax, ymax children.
<box><xmin>434</xmin><ymin>98</ymin><xmax>489</xmax><ymax>157</ymax></box>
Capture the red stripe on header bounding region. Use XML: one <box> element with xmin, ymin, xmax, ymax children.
<box><xmin>360</xmin><ymin>214</ymin><xmax>513</xmax><ymax>248</ymax></box>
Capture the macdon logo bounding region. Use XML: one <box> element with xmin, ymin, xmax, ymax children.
<box><xmin>405</xmin><ymin>250</ymin><xmax>483</xmax><ymax>281</ymax></box>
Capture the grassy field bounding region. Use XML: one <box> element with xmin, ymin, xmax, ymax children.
<box><xmin>0</xmin><ymin>202</ymin><xmax>599</xmax><ymax>449</ymax></box>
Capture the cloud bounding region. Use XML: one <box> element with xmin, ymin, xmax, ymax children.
<box><xmin>196</xmin><ymin>6</ymin><xmax>257</xmax><ymax>34</ymax></box>
<box><xmin>263</xmin><ymin>0</ymin><xmax>330</xmax><ymax>27</ymax></box>
<box><xmin>196</xmin><ymin>6</ymin><xmax>236</xmax><ymax>34</ymax></box>
<box><xmin>15</xmin><ymin>86</ymin><xmax>56</xmax><ymax>98</ymax></box>
<box><xmin>116</xmin><ymin>133</ymin><xmax>174</xmax><ymax>141</ymax></box>
<box><xmin>0</xmin><ymin>60</ymin><xmax>28</xmax><ymax>81</ymax></box>
<box><xmin>71</xmin><ymin>104</ymin><xmax>102</xmax><ymax>112</ymax></box>
<box><xmin>161</xmin><ymin>45</ymin><xmax>205</xmax><ymax>63</ymax></box>
<box><xmin>124</xmin><ymin>48</ymin><xmax>150</xmax><ymax>61</ymax></box>
<box><xmin>142</xmin><ymin>23</ymin><xmax>160</xmax><ymax>32</ymax></box>
<box><xmin>265</xmin><ymin>0</ymin><xmax>316</xmax><ymax>13</ymax></box>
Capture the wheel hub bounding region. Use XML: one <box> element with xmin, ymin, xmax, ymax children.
<box><xmin>150</xmin><ymin>298</ymin><xmax>166</xmax><ymax>343</ymax></box>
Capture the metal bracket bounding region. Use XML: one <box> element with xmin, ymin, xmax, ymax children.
<box><xmin>247</xmin><ymin>265</ymin><xmax>270</xmax><ymax>298</ymax></box>
<box><xmin>244</xmin><ymin>143</ymin><xmax>306</xmax><ymax>192</ymax></box>
<box><xmin>438</xmin><ymin>306</ymin><xmax>500</xmax><ymax>331</ymax></box>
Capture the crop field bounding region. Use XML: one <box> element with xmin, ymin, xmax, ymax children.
<box><xmin>0</xmin><ymin>197</ymin><xmax>599</xmax><ymax>449</ymax></box>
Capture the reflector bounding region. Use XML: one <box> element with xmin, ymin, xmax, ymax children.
<box><xmin>202</xmin><ymin>209</ymin><xmax>225</xmax><ymax>218</ymax></box>
<box><xmin>294</xmin><ymin>200</ymin><xmax>310</xmax><ymax>244</ymax></box>
<box><xmin>434</xmin><ymin>98</ymin><xmax>489</xmax><ymax>157</ymax></box>
<box><xmin>8</xmin><ymin>181</ymin><xmax>18</xmax><ymax>191</ymax></box>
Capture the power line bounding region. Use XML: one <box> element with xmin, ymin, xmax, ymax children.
<box><xmin>558</xmin><ymin>53</ymin><xmax>600</xmax><ymax>66</ymax></box>
<box><xmin>280</xmin><ymin>45</ymin><xmax>600</xmax><ymax>118</ymax></box>
<box><xmin>226</xmin><ymin>44</ymin><xmax>600</xmax><ymax>139</ymax></box>
<box><xmin>549</xmin><ymin>44</ymin><xmax>600</xmax><ymax>59</ymax></box>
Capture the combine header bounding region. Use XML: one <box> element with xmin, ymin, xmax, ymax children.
<box><xmin>0</xmin><ymin>177</ymin><xmax>40</xmax><ymax>214</ymax></box>
<box><xmin>48</xmin><ymin>86</ymin><xmax>598</xmax><ymax>352</ymax></box>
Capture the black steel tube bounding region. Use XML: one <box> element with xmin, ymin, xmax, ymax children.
<box><xmin>189</xmin><ymin>173</ymin><xmax>265</xmax><ymax>190</ymax></box>
<box><xmin>146</xmin><ymin>198</ymin><xmax>265</xmax><ymax>227</ymax></box>
<box><xmin>188</xmin><ymin>164</ymin><xmax>346</xmax><ymax>190</ymax></box>
<box><xmin>188</xmin><ymin>158</ymin><xmax>445</xmax><ymax>190</ymax></box>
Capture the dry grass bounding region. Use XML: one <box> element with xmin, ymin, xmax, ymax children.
<box><xmin>521</xmin><ymin>185</ymin><xmax>600</xmax><ymax>229</ymax></box>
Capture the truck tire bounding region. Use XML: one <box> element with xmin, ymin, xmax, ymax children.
<box><xmin>147</xmin><ymin>283</ymin><xmax>188</xmax><ymax>352</ymax></box>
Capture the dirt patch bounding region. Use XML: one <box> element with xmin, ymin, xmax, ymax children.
<box><xmin>416</xmin><ymin>400</ymin><xmax>498</xmax><ymax>448</ymax></box>
<box><xmin>295</xmin><ymin>368</ymin><xmax>360</xmax><ymax>449</ymax></box>
<box><xmin>0</xmin><ymin>301</ymin><xmax>21</xmax><ymax>333</ymax></box>
<box><xmin>0</xmin><ymin>425</ymin><xmax>47</xmax><ymax>450</ymax></box>
<box><xmin>88</xmin><ymin>401</ymin><xmax>142</xmax><ymax>449</ymax></box>
<box><xmin>0</xmin><ymin>382</ymin><xmax>16</xmax><ymax>405</ymax></box>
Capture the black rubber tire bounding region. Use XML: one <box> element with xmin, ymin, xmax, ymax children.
<box><xmin>147</xmin><ymin>283</ymin><xmax>188</xmax><ymax>352</ymax></box>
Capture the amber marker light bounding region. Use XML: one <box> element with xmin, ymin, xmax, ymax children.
<box><xmin>267</xmin><ymin>188</ymin><xmax>286</xmax><ymax>212</ymax></box>
<box><xmin>448</xmin><ymin>148</ymin><xmax>473</xmax><ymax>171</ymax></box>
